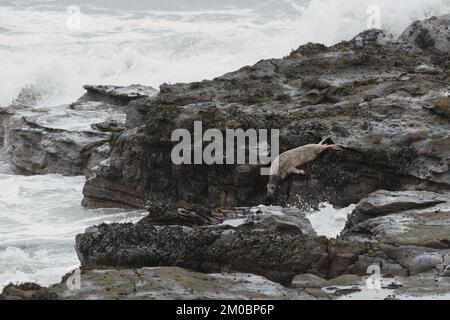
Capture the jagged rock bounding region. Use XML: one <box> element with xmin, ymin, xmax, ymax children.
<box><xmin>75</xmin><ymin>205</ymin><xmax>393</xmax><ymax>284</ymax></box>
<box><xmin>326</xmin><ymin>274</ymin><xmax>363</xmax><ymax>286</ymax></box>
<box><xmin>139</xmin><ymin>204</ymin><xmax>316</xmax><ymax>236</ymax></box>
<box><xmin>2</xmin><ymin>84</ymin><xmax>156</xmax><ymax>176</ymax></box>
<box><xmin>78</xmin><ymin>84</ymin><xmax>158</xmax><ymax>106</ymax></box>
<box><xmin>0</xmin><ymin>104</ymin><xmax>32</xmax><ymax>147</ymax></box>
<box><xmin>399</xmin><ymin>15</ymin><xmax>450</xmax><ymax>53</ymax></box>
<box><xmin>237</xmin><ymin>205</ymin><xmax>316</xmax><ymax>236</ymax></box>
<box><xmin>82</xmin><ymin>16</ymin><xmax>450</xmax><ymax>209</ymax></box>
<box><xmin>91</xmin><ymin>120</ymin><xmax>126</xmax><ymax>133</ymax></box>
<box><xmin>3</xmin><ymin>104</ymin><xmax>113</xmax><ymax>176</ymax></box>
<box><xmin>0</xmin><ymin>283</ymin><xmax>57</xmax><ymax>300</ymax></box>
<box><xmin>352</xmin><ymin>29</ymin><xmax>394</xmax><ymax>47</ymax></box>
<box><xmin>138</xmin><ymin>204</ymin><xmax>219</xmax><ymax>227</ymax></box>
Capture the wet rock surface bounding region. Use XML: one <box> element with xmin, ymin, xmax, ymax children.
<box><xmin>78</xmin><ymin>84</ymin><xmax>158</xmax><ymax>106</ymax></box>
<box><xmin>338</xmin><ymin>190</ymin><xmax>450</xmax><ymax>278</ymax></box>
<box><xmin>0</xmin><ymin>267</ymin><xmax>315</xmax><ymax>300</ymax></box>
<box><xmin>343</xmin><ymin>190</ymin><xmax>450</xmax><ymax>247</ymax></box>
<box><xmin>0</xmin><ymin>85</ymin><xmax>157</xmax><ymax>176</ymax></box>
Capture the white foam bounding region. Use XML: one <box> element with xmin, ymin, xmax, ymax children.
<box><xmin>306</xmin><ymin>202</ymin><xmax>356</xmax><ymax>238</ymax></box>
<box><xmin>1</xmin><ymin>0</ymin><xmax>449</xmax><ymax>106</ymax></box>
<box><xmin>0</xmin><ymin>173</ymin><xmax>147</xmax><ymax>289</ymax></box>
<box><xmin>221</xmin><ymin>218</ymin><xmax>247</xmax><ymax>227</ymax></box>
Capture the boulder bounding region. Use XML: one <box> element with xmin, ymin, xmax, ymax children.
<box><xmin>237</xmin><ymin>205</ymin><xmax>316</xmax><ymax>236</ymax></box>
<box><xmin>75</xmin><ymin>221</ymin><xmax>330</xmax><ymax>286</ymax></box>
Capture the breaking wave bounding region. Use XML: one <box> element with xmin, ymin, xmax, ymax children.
<box><xmin>1</xmin><ymin>0</ymin><xmax>449</xmax><ymax>106</ymax></box>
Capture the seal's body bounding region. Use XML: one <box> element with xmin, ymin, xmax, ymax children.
<box><xmin>267</xmin><ymin>138</ymin><xmax>344</xmax><ymax>198</ymax></box>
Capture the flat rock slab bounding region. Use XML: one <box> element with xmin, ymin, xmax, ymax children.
<box><xmin>79</xmin><ymin>84</ymin><xmax>158</xmax><ymax>106</ymax></box>
<box><xmin>356</xmin><ymin>190</ymin><xmax>447</xmax><ymax>215</ymax></box>
<box><xmin>344</xmin><ymin>190</ymin><xmax>450</xmax><ymax>248</ymax></box>
<box><xmin>0</xmin><ymin>267</ymin><xmax>315</xmax><ymax>300</ymax></box>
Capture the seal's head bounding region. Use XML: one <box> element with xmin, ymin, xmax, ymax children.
<box><xmin>267</xmin><ymin>182</ymin><xmax>277</xmax><ymax>199</ymax></box>
<box><xmin>267</xmin><ymin>174</ymin><xmax>281</xmax><ymax>200</ymax></box>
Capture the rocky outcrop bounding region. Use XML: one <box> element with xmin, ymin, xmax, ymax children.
<box><xmin>75</xmin><ymin>206</ymin><xmax>327</xmax><ymax>286</ymax></box>
<box><xmin>78</xmin><ymin>84</ymin><xmax>158</xmax><ymax>106</ymax></box>
<box><xmin>82</xmin><ymin>17</ymin><xmax>450</xmax><ymax>209</ymax></box>
<box><xmin>75</xmin><ymin>220</ymin><xmax>360</xmax><ymax>284</ymax></box>
<box><xmin>340</xmin><ymin>190</ymin><xmax>450</xmax><ymax>277</ymax></box>
<box><xmin>343</xmin><ymin>190</ymin><xmax>450</xmax><ymax>247</ymax></box>
<box><xmin>74</xmin><ymin>190</ymin><xmax>450</xmax><ymax>287</ymax></box>
<box><xmin>399</xmin><ymin>15</ymin><xmax>450</xmax><ymax>54</ymax></box>
<box><xmin>0</xmin><ymin>283</ymin><xmax>57</xmax><ymax>300</ymax></box>
<box><xmin>70</xmin><ymin>16</ymin><xmax>450</xmax><ymax>300</ymax></box>
<box><xmin>1</xmin><ymin>85</ymin><xmax>157</xmax><ymax>176</ymax></box>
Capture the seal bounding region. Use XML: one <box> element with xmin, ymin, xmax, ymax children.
<box><xmin>267</xmin><ymin>137</ymin><xmax>345</xmax><ymax>198</ymax></box>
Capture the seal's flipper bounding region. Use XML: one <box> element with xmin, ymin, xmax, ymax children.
<box><xmin>327</xmin><ymin>144</ymin><xmax>346</xmax><ymax>151</ymax></box>
<box><xmin>319</xmin><ymin>136</ymin><xmax>332</xmax><ymax>145</ymax></box>
<box><xmin>288</xmin><ymin>168</ymin><xmax>306</xmax><ymax>176</ymax></box>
